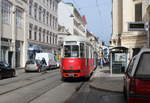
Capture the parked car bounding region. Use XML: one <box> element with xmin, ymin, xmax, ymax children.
<box><xmin>123</xmin><ymin>48</ymin><xmax>150</xmax><ymax>103</ymax></box>
<box><xmin>25</xmin><ymin>59</ymin><xmax>46</xmax><ymax>72</ymax></box>
<box><xmin>35</xmin><ymin>53</ymin><xmax>58</xmax><ymax>69</ymax></box>
<box><xmin>0</xmin><ymin>61</ymin><xmax>16</xmax><ymax>79</ymax></box>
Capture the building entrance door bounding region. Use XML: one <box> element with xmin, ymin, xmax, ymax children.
<box><xmin>8</xmin><ymin>51</ymin><xmax>13</xmax><ymax>68</ymax></box>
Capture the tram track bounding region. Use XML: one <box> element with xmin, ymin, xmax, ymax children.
<box><xmin>0</xmin><ymin>70</ymin><xmax>60</xmax><ymax>96</ymax></box>
<box><xmin>0</xmin><ymin>69</ymin><xmax>59</xmax><ymax>87</ymax></box>
<box><xmin>27</xmin><ymin>80</ymin><xmax>62</xmax><ymax>103</ymax></box>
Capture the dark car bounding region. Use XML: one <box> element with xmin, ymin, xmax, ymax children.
<box><xmin>123</xmin><ymin>49</ymin><xmax>150</xmax><ymax>103</ymax></box>
<box><xmin>0</xmin><ymin>61</ymin><xmax>16</xmax><ymax>79</ymax></box>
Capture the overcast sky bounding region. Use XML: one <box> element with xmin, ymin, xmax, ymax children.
<box><xmin>63</xmin><ymin>0</ymin><xmax>112</xmax><ymax>44</ymax></box>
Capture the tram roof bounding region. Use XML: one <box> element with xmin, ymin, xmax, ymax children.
<box><xmin>63</xmin><ymin>35</ymin><xmax>90</xmax><ymax>43</ymax></box>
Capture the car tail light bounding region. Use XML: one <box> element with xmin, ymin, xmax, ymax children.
<box><xmin>129</xmin><ymin>78</ymin><xmax>136</xmax><ymax>94</ymax></box>
<box><xmin>36</xmin><ymin>64</ymin><xmax>40</xmax><ymax>67</ymax></box>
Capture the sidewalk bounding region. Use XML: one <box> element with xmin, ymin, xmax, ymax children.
<box><xmin>90</xmin><ymin>66</ymin><xmax>124</xmax><ymax>93</ymax></box>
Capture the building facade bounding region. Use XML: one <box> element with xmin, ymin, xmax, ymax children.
<box><xmin>0</xmin><ymin>0</ymin><xmax>28</xmax><ymax>68</ymax></box>
<box><xmin>111</xmin><ymin>0</ymin><xmax>149</xmax><ymax>58</ymax></box>
<box><xmin>28</xmin><ymin>0</ymin><xmax>60</xmax><ymax>59</ymax></box>
<box><xmin>58</xmin><ymin>2</ymin><xmax>86</xmax><ymax>37</ymax></box>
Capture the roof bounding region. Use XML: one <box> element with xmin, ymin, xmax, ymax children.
<box><xmin>63</xmin><ymin>35</ymin><xmax>90</xmax><ymax>43</ymax></box>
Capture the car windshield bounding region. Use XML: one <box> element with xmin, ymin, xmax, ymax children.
<box><xmin>0</xmin><ymin>62</ymin><xmax>9</xmax><ymax>68</ymax></box>
<box><xmin>26</xmin><ymin>60</ymin><xmax>35</xmax><ymax>64</ymax></box>
<box><xmin>136</xmin><ymin>52</ymin><xmax>150</xmax><ymax>77</ymax></box>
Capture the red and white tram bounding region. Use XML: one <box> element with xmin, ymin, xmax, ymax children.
<box><xmin>60</xmin><ymin>36</ymin><xmax>97</xmax><ymax>80</ymax></box>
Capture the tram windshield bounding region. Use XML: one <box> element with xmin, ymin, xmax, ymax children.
<box><xmin>64</xmin><ymin>45</ymin><xmax>79</xmax><ymax>58</ymax></box>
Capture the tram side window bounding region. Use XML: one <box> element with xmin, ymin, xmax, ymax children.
<box><xmin>86</xmin><ymin>45</ymin><xmax>89</xmax><ymax>58</ymax></box>
<box><xmin>80</xmin><ymin>43</ymin><xmax>84</xmax><ymax>58</ymax></box>
<box><xmin>64</xmin><ymin>45</ymin><xmax>71</xmax><ymax>57</ymax></box>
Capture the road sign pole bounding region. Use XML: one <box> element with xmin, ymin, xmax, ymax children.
<box><xmin>145</xmin><ymin>22</ymin><xmax>150</xmax><ymax>48</ymax></box>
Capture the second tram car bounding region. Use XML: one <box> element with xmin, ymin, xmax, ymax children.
<box><xmin>60</xmin><ymin>36</ymin><xmax>97</xmax><ymax>80</ymax></box>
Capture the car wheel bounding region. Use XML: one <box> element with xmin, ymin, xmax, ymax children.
<box><xmin>38</xmin><ymin>68</ymin><xmax>41</xmax><ymax>72</ymax></box>
<box><xmin>0</xmin><ymin>75</ymin><xmax>2</xmax><ymax>80</ymax></box>
<box><xmin>25</xmin><ymin>70</ymin><xmax>28</xmax><ymax>73</ymax></box>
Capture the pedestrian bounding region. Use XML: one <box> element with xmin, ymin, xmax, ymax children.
<box><xmin>41</xmin><ymin>58</ymin><xmax>47</xmax><ymax>73</ymax></box>
<box><xmin>100</xmin><ymin>58</ymin><xmax>103</xmax><ymax>69</ymax></box>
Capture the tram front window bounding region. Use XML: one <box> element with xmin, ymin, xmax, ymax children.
<box><xmin>64</xmin><ymin>45</ymin><xmax>79</xmax><ymax>58</ymax></box>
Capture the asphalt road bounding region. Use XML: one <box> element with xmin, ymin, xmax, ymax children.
<box><xmin>0</xmin><ymin>69</ymin><xmax>84</xmax><ymax>103</ymax></box>
<box><xmin>0</xmin><ymin>69</ymin><xmax>127</xmax><ymax>103</ymax></box>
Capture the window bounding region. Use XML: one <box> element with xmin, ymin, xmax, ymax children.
<box><xmin>50</xmin><ymin>14</ymin><xmax>52</xmax><ymax>27</ymax></box>
<box><xmin>135</xmin><ymin>3</ymin><xmax>142</xmax><ymax>21</ymax></box>
<box><xmin>39</xmin><ymin>7</ymin><xmax>42</xmax><ymax>21</ymax></box>
<box><xmin>43</xmin><ymin>9</ymin><xmax>46</xmax><ymax>23</ymax></box>
<box><xmin>136</xmin><ymin>53</ymin><xmax>150</xmax><ymax>77</ymax></box>
<box><xmin>47</xmin><ymin>12</ymin><xmax>49</xmax><ymax>25</ymax></box>
<box><xmin>43</xmin><ymin>30</ymin><xmax>45</xmax><ymax>42</ymax></box>
<box><xmin>55</xmin><ymin>35</ymin><xmax>57</xmax><ymax>45</ymax></box>
<box><xmin>47</xmin><ymin>0</ymin><xmax>49</xmax><ymax>6</ymax></box>
<box><xmin>47</xmin><ymin>35</ymin><xmax>49</xmax><ymax>43</ymax></box>
<box><xmin>2</xmin><ymin>0</ymin><xmax>12</xmax><ymax>24</ymax></box>
<box><xmin>80</xmin><ymin>43</ymin><xmax>84</xmax><ymax>58</ymax></box>
<box><xmin>53</xmin><ymin>1</ymin><xmax>55</xmax><ymax>10</ymax></box>
<box><xmin>64</xmin><ymin>45</ymin><xmax>79</xmax><ymax>58</ymax></box>
<box><xmin>29</xmin><ymin>0</ymin><xmax>33</xmax><ymax>16</ymax></box>
<box><xmin>16</xmin><ymin>9</ymin><xmax>23</xmax><ymax>28</ymax></box>
<box><xmin>53</xmin><ymin>16</ymin><xmax>55</xmax><ymax>28</ymax></box>
<box><xmin>50</xmin><ymin>0</ymin><xmax>52</xmax><ymax>8</ymax></box>
<box><xmin>55</xmin><ymin>2</ymin><xmax>58</xmax><ymax>11</ymax></box>
<box><xmin>29</xmin><ymin>30</ymin><xmax>32</xmax><ymax>39</ymax></box>
<box><xmin>47</xmin><ymin>31</ymin><xmax>49</xmax><ymax>43</ymax></box>
<box><xmin>39</xmin><ymin>28</ymin><xmax>41</xmax><ymax>41</ymax></box>
<box><xmin>34</xmin><ymin>26</ymin><xmax>37</xmax><ymax>40</ymax></box>
<box><xmin>50</xmin><ymin>32</ymin><xmax>52</xmax><ymax>44</ymax></box>
<box><xmin>34</xmin><ymin>3</ymin><xmax>37</xmax><ymax>19</ymax></box>
<box><xmin>53</xmin><ymin>34</ymin><xmax>55</xmax><ymax>44</ymax></box>
<box><xmin>29</xmin><ymin>24</ymin><xmax>33</xmax><ymax>39</ymax></box>
<box><xmin>55</xmin><ymin>18</ymin><xmax>57</xmax><ymax>29</ymax></box>
<box><xmin>64</xmin><ymin>46</ymin><xmax>71</xmax><ymax>57</ymax></box>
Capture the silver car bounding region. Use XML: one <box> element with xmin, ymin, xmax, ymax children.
<box><xmin>25</xmin><ymin>60</ymin><xmax>45</xmax><ymax>72</ymax></box>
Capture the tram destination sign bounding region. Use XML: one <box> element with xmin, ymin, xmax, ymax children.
<box><xmin>128</xmin><ymin>22</ymin><xmax>147</xmax><ymax>31</ymax></box>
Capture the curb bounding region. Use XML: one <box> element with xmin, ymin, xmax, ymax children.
<box><xmin>89</xmin><ymin>83</ymin><xmax>123</xmax><ymax>93</ymax></box>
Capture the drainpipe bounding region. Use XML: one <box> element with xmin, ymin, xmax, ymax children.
<box><xmin>12</xmin><ymin>6</ymin><xmax>16</xmax><ymax>68</ymax></box>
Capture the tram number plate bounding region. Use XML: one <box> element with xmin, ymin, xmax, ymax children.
<box><xmin>68</xmin><ymin>74</ymin><xmax>74</xmax><ymax>77</ymax></box>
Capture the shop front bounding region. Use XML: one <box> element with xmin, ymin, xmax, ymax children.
<box><xmin>28</xmin><ymin>45</ymin><xmax>43</xmax><ymax>60</ymax></box>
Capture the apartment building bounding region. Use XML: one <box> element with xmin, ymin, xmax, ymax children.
<box><xmin>111</xmin><ymin>0</ymin><xmax>149</xmax><ymax>58</ymax></box>
<box><xmin>28</xmin><ymin>0</ymin><xmax>60</xmax><ymax>59</ymax></box>
<box><xmin>58</xmin><ymin>2</ymin><xmax>87</xmax><ymax>37</ymax></box>
<box><xmin>0</xmin><ymin>0</ymin><xmax>28</xmax><ymax>68</ymax></box>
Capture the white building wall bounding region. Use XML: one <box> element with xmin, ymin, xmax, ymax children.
<box><xmin>58</xmin><ymin>2</ymin><xmax>74</xmax><ymax>35</ymax></box>
<box><xmin>122</xmin><ymin>0</ymin><xmax>134</xmax><ymax>32</ymax></box>
<box><xmin>58</xmin><ymin>2</ymin><xmax>86</xmax><ymax>36</ymax></box>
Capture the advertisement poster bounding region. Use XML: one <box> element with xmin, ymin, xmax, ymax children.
<box><xmin>115</xmin><ymin>53</ymin><xmax>126</xmax><ymax>62</ymax></box>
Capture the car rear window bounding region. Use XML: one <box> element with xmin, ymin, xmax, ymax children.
<box><xmin>26</xmin><ymin>60</ymin><xmax>35</xmax><ymax>64</ymax></box>
<box><xmin>136</xmin><ymin>52</ymin><xmax>150</xmax><ymax>77</ymax></box>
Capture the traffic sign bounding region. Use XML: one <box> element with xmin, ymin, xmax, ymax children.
<box><xmin>128</xmin><ymin>22</ymin><xmax>147</xmax><ymax>31</ymax></box>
